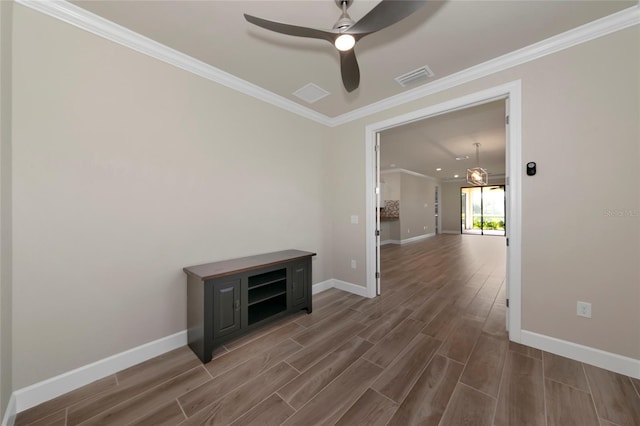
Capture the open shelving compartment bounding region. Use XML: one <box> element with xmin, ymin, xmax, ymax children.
<box><xmin>247</xmin><ymin>268</ymin><xmax>287</xmax><ymax>325</ymax></box>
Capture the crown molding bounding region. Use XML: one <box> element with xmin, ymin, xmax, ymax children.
<box><xmin>381</xmin><ymin>168</ymin><xmax>438</xmax><ymax>181</ymax></box>
<box><xmin>330</xmin><ymin>4</ymin><xmax>640</xmax><ymax>126</ymax></box>
<box><xmin>15</xmin><ymin>0</ymin><xmax>334</xmax><ymax>127</ymax></box>
<box><xmin>15</xmin><ymin>1</ymin><xmax>639</xmax><ymax>128</ymax></box>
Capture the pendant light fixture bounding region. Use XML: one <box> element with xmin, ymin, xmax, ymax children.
<box><xmin>467</xmin><ymin>143</ymin><xmax>488</xmax><ymax>186</ymax></box>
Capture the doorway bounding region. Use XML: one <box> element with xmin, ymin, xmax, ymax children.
<box><xmin>461</xmin><ymin>185</ymin><xmax>506</xmax><ymax>236</ymax></box>
<box><xmin>365</xmin><ymin>81</ymin><xmax>522</xmax><ymax>341</ymax></box>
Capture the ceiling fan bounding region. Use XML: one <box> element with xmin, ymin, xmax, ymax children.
<box><xmin>244</xmin><ymin>0</ymin><xmax>427</xmax><ymax>93</ymax></box>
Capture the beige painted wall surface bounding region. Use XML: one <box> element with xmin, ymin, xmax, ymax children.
<box><xmin>381</xmin><ymin>171</ymin><xmax>400</xmax><ymax>201</ymax></box>
<box><xmin>327</xmin><ymin>27</ymin><xmax>640</xmax><ymax>359</ymax></box>
<box><xmin>0</xmin><ymin>0</ymin><xmax>13</xmax><ymax>416</ymax></box>
<box><xmin>380</xmin><ymin>220</ymin><xmax>400</xmax><ymax>242</ymax></box>
<box><xmin>12</xmin><ymin>5</ymin><xmax>330</xmax><ymax>389</ymax></box>
<box><xmin>399</xmin><ymin>173</ymin><xmax>436</xmax><ymax>239</ymax></box>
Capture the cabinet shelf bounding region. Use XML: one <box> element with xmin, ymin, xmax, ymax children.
<box><xmin>248</xmin><ymin>281</ymin><xmax>287</xmax><ymax>306</ymax></box>
<box><xmin>248</xmin><ymin>294</ymin><xmax>287</xmax><ymax>325</ymax></box>
<box><xmin>248</xmin><ymin>269</ymin><xmax>286</xmax><ymax>289</ymax></box>
<box><xmin>184</xmin><ymin>250</ymin><xmax>315</xmax><ymax>363</ymax></box>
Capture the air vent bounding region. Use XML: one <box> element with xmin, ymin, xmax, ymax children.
<box><xmin>292</xmin><ymin>83</ymin><xmax>330</xmax><ymax>104</ymax></box>
<box><xmin>395</xmin><ymin>65</ymin><xmax>434</xmax><ymax>87</ymax></box>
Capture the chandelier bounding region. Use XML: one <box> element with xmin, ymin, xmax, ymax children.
<box><xmin>466</xmin><ymin>143</ymin><xmax>488</xmax><ymax>186</ymax></box>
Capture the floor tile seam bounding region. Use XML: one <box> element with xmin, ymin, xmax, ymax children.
<box><xmin>330</xmin><ymin>374</ymin><xmax>387</xmax><ymax>425</ymax></box>
<box><xmin>456</xmin><ymin>380</ymin><xmax>498</xmax><ymax>402</ymax></box>
<box><xmin>228</xmin><ymin>316</ymin><xmax>310</xmax><ymax>352</ymax></box>
<box><xmin>457</xmin><ymin>335</ymin><xmax>503</xmax><ymax>399</ymax></box>
<box><xmin>543</xmin><ymin>376</ymin><xmax>592</xmax><ymax>394</ymax></box>
<box><xmin>185</xmin><ymin>362</ymin><xmax>299</xmax><ymax>423</ymax></box>
<box><xmin>290</xmin><ymin>316</ymin><xmax>361</xmax><ymax>345</ymax></box>
<box><xmin>369</xmin><ymin>386</ymin><xmax>399</xmax><ymax>407</ymax></box>
<box><xmin>541</xmin><ymin>350</ymin><xmax>549</xmax><ymax>426</ymax></box>
<box><xmin>283</xmin><ymin>360</ymin><xmax>302</xmax><ymax>374</ymax></box>
<box><xmin>581</xmin><ymin>361</ymin><xmax>606</xmax><ymax>424</ymax></box>
<box><xmin>284</xmin><ymin>358</ymin><xmax>381</xmax><ymax>419</ymax></box>
<box><xmin>207</xmin><ymin>337</ymin><xmax>303</xmax><ymax>384</ymax></box>
<box><xmin>629</xmin><ymin>377</ymin><xmax>640</xmax><ymax>401</ymax></box>
<box><xmin>372</xmin><ymin>336</ymin><xmax>444</xmax><ymax>404</ymax></box>
<box><xmin>174</xmin><ymin>397</ymin><xmax>188</xmax><ymax>423</ymax></box>
<box><xmin>490</xmin><ymin>338</ymin><xmax>511</xmax><ymax>426</ymax></box>
<box><xmin>73</xmin><ymin>364</ymin><xmax>207</xmax><ymax>426</ymax></box>
<box><xmin>506</xmin><ymin>347</ymin><xmax>540</xmax><ymax>361</ymax></box>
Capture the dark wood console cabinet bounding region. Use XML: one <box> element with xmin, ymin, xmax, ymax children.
<box><xmin>184</xmin><ymin>250</ymin><xmax>315</xmax><ymax>363</ymax></box>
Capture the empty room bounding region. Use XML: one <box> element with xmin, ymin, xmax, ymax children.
<box><xmin>1</xmin><ymin>1</ymin><xmax>639</xmax><ymax>425</ymax></box>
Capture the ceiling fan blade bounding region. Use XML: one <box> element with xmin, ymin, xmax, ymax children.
<box><xmin>244</xmin><ymin>14</ymin><xmax>336</xmax><ymax>43</ymax></box>
<box><xmin>340</xmin><ymin>49</ymin><xmax>360</xmax><ymax>93</ymax></box>
<box><xmin>347</xmin><ymin>0</ymin><xmax>427</xmax><ymax>35</ymax></box>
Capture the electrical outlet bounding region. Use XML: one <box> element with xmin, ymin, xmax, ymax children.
<box><xmin>350</xmin><ymin>215</ymin><xmax>359</xmax><ymax>224</ymax></box>
<box><xmin>351</xmin><ymin>259</ymin><xmax>357</xmax><ymax>269</ymax></box>
<box><xmin>407</xmin><ymin>228</ymin><xmax>410</xmax><ymax>234</ymax></box>
<box><xmin>424</xmin><ymin>226</ymin><xmax>427</xmax><ymax>230</ymax></box>
<box><xmin>577</xmin><ymin>301</ymin><xmax>592</xmax><ymax>318</ymax></box>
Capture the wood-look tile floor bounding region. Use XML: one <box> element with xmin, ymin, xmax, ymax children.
<box><xmin>16</xmin><ymin>235</ymin><xmax>640</xmax><ymax>426</ymax></box>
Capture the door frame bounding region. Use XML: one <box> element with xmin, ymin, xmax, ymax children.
<box><xmin>460</xmin><ymin>185</ymin><xmax>507</xmax><ymax>236</ymax></box>
<box><xmin>364</xmin><ymin>80</ymin><xmax>522</xmax><ymax>342</ymax></box>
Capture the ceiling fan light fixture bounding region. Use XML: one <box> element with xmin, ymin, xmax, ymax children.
<box><xmin>334</xmin><ymin>34</ymin><xmax>355</xmax><ymax>51</ymax></box>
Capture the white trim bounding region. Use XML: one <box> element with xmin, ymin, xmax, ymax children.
<box><xmin>380</xmin><ymin>240</ymin><xmax>400</xmax><ymax>246</ymax></box>
<box><xmin>13</xmin><ymin>330</ymin><xmax>187</xmax><ymax>413</ymax></box>
<box><xmin>366</xmin><ymin>80</ymin><xmax>522</xmax><ymax>340</ymax></box>
<box><xmin>1</xmin><ymin>394</ymin><xmax>16</xmax><ymax>426</ymax></box>
<box><xmin>15</xmin><ymin>1</ymin><xmax>639</xmax><ymax>128</ymax></box>
<box><xmin>311</xmin><ymin>279</ymin><xmax>373</xmax><ymax>297</ymax></box>
<box><xmin>312</xmin><ymin>279</ymin><xmax>334</xmax><ymax>295</ymax></box>
<box><xmin>311</xmin><ymin>279</ymin><xmax>372</xmax><ymax>298</ymax></box>
<box><xmin>14</xmin><ymin>0</ymin><xmax>333</xmax><ymax>127</ymax></box>
<box><xmin>521</xmin><ymin>330</ymin><xmax>640</xmax><ymax>379</ymax></box>
<box><xmin>332</xmin><ymin>5</ymin><xmax>640</xmax><ymax>126</ymax></box>
<box><xmin>400</xmin><ymin>233</ymin><xmax>436</xmax><ymax>245</ymax></box>
<box><xmin>381</xmin><ymin>168</ymin><xmax>439</xmax><ymax>181</ymax></box>
<box><xmin>332</xmin><ymin>279</ymin><xmax>371</xmax><ymax>298</ymax></box>
<box><xmin>441</xmin><ymin>230</ymin><xmax>460</xmax><ymax>235</ymax></box>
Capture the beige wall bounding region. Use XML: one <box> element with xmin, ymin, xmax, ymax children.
<box><xmin>379</xmin><ymin>171</ymin><xmax>437</xmax><ymax>242</ymax></box>
<box><xmin>11</xmin><ymin>5</ymin><xmax>331</xmax><ymax>389</ymax></box>
<box><xmin>3</xmin><ymin>0</ymin><xmax>639</xmax><ymax>400</ymax></box>
<box><xmin>327</xmin><ymin>27</ymin><xmax>640</xmax><ymax>360</ymax></box>
<box><xmin>399</xmin><ymin>173</ymin><xmax>436</xmax><ymax>239</ymax></box>
<box><xmin>0</xmin><ymin>0</ymin><xmax>13</xmax><ymax>417</ymax></box>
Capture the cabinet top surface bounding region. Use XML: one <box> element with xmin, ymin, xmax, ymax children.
<box><xmin>183</xmin><ymin>249</ymin><xmax>316</xmax><ymax>281</ymax></box>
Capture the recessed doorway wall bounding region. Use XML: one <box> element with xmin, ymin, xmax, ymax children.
<box><xmin>365</xmin><ymin>81</ymin><xmax>522</xmax><ymax>341</ymax></box>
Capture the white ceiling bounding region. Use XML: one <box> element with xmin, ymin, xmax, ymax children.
<box><xmin>70</xmin><ymin>0</ymin><xmax>635</xmax><ymax>118</ymax></box>
<box><xmin>380</xmin><ymin>99</ymin><xmax>506</xmax><ymax>180</ymax></box>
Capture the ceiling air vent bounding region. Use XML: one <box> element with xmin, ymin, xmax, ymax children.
<box><xmin>395</xmin><ymin>65</ymin><xmax>434</xmax><ymax>87</ymax></box>
<box><xmin>292</xmin><ymin>83</ymin><xmax>330</xmax><ymax>104</ymax></box>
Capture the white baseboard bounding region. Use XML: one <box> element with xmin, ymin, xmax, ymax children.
<box><xmin>1</xmin><ymin>394</ymin><xmax>16</xmax><ymax>426</ymax></box>
<box><xmin>520</xmin><ymin>330</ymin><xmax>640</xmax><ymax>379</ymax></box>
<box><xmin>332</xmin><ymin>279</ymin><xmax>371</xmax><ymax>297</ymax></box>
<box><xmin>312</xmin><ymin>279</ymin><xmax>334</xmax><ymax>295</ymax></box>
<box><xmin>441</xmin><ymin>230</ymin><xmax>460</xmax><ymax>234</ymax></box>
<box><xmin>13</xmin><ymin>330</ymin><xmax>187</xmax><ymax>413</ymax></box>
<box><xmin>400</xmin><ymin>233</ymin><xmax>436</xmax><ymax>245</ymax></box>
<box><xmin>10</xmin><ymin>278</ymin><xmax>370</xmax><ymax>415</ymax></box>
<box><xmin>381</xmin><ymin>233</ymin><xmax>436</xmax><ymax>246</ymax></box>
<box><xmin>312</xmin><ymin>279</ymin><xmax>371</xmax><ymax>298</ymax></box>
